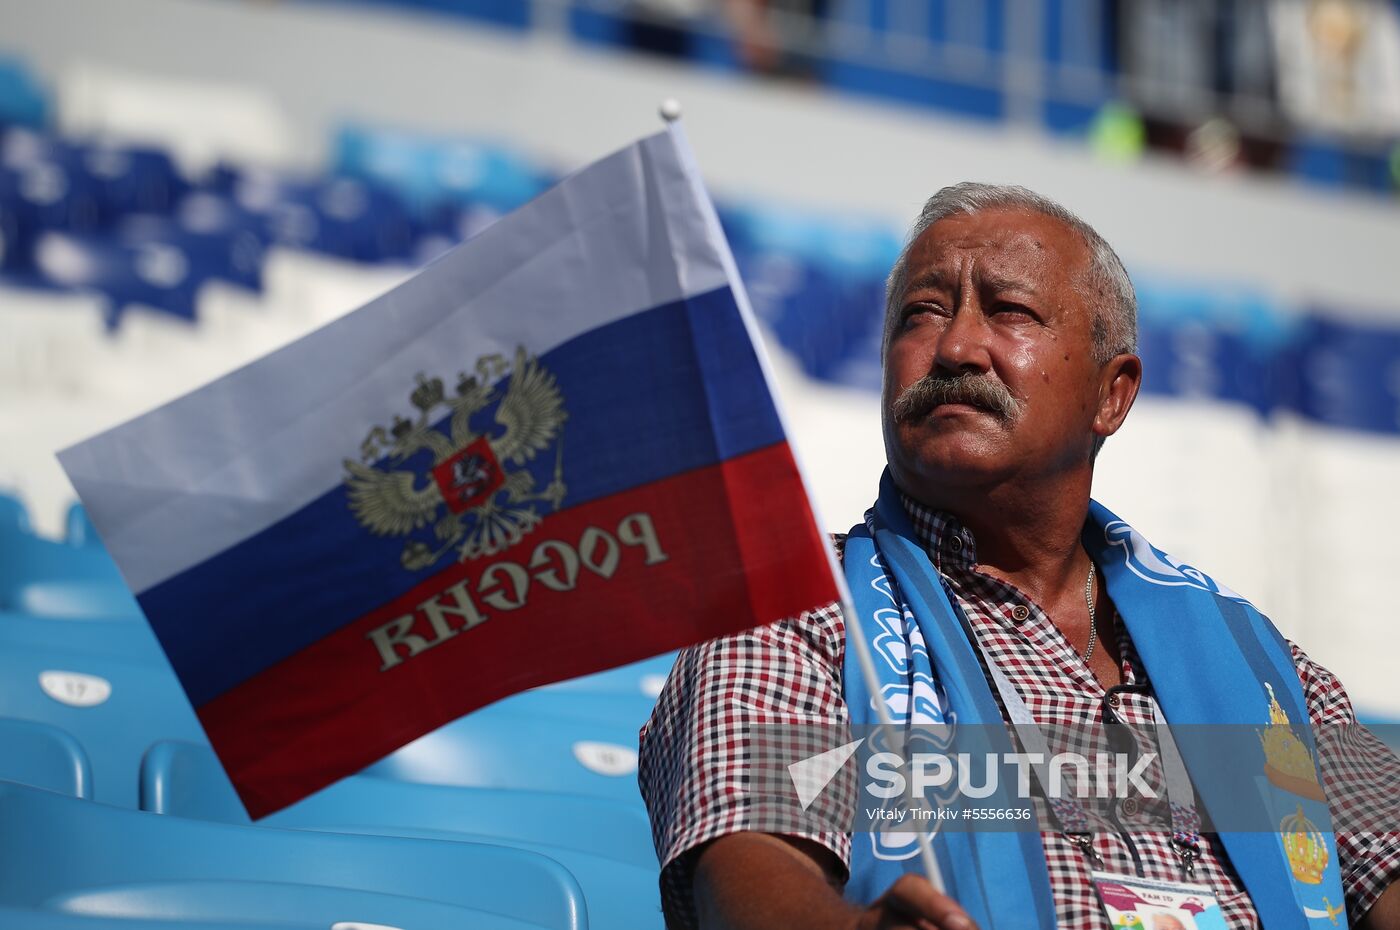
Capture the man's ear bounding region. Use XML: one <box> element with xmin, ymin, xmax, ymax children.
<box><xmin>1093</xmin><ymin>353</ymin><xmax>1142</xmax><ymax>442</ymax></box>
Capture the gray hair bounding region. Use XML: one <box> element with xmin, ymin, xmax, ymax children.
<box><xmin>882</xmin><ymin>182</ymin><xmax>1138</xmax><ymax>366</ymax></box>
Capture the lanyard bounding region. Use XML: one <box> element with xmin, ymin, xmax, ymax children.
<box><xmin>942</xmin><ymin>580</ymin><xmax>1204</xmax><ymax>877</ymax></box>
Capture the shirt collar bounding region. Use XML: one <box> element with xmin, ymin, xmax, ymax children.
<box><xmin>897</xmin><ymin>492</ymin><xmax>977</xmax><ymax>571</ymax></box>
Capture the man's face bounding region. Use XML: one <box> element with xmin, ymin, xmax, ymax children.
<box><xmin>882</xmin><ymin>207</ymin><xmax>1115</xmax><ymax>497</ymax></box>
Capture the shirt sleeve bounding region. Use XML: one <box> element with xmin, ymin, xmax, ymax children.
<box><xmin>638</xmin><ymin>600</ymin><xmax>851</xmax><ymax>929</ymax></box>
<box><xmin>1291</xmin><ymin>640</ymin><xmax>1400</xmax><ymax>924</ymax></box>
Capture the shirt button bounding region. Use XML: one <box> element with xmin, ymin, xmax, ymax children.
<box><xmin>1121</xmin><ymin>797</ymin><xmax>1140</xmax><ymax>817</ymax></box>
<box><xmin>948</xmin><ymin>536</ymin><xmax>963</xmax><ymax>553</ymax></box>
<box><xmin>1107</xmin><ymin>693</ymin><xmax>1121</xmax><ymax>709</ymax></box>
<box><xmin>1010</xmin><ymin>605</ymin><xmax>1030</xmax><ymax>622</ymax></box>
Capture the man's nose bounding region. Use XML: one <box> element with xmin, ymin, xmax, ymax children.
<box><xmin>932</xmin><ymin>298</ymin><xmax>993</xmax><ymax>375</ymax></box>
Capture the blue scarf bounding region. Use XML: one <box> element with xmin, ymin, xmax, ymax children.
<box><xmin>843</xmin><ymin>471</ymin><xmax>1346</xmax><ymax>929</ymax></box>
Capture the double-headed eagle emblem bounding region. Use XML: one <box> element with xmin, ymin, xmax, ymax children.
<box><xmin>344</xmin><ymin>347</ymin><xmax>568</xmax><ymax>571</ymax></box>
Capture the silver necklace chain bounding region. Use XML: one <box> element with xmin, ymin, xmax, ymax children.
<box><xmin>1082</xmin><ymin>561</ymin><xmax>1098</xmax><ymax>663</ymax></box>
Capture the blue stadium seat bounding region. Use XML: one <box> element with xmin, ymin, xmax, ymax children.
<box><xmin>0</xmin><ymin>502</ymin><xmax>140</xmax><ymax>619</ymax></box>
<box><xmin>64</xmin><ymin>503</ymin><xmax>98</xmax><ymax>547</ymax></box>
<box><xmin>0</xmin><ymin>608</ymin><xmax>163</xmax><ymax>661</ymax></box>
<box><xmin>365</xmin><ymin>704</ymin><xmax>646</xmax><ymax>805</ymax></box>
<box><xmin>0</xmin><ymin>909</ymin><xmax>311</xmax><ymax>930</ymax></box>
<box><xmin>502</xmin><ymin>688</ymin><xmax>657</xmax><ymax>732</ymax></box>
<box><xmin>32</xmin><ymin>230</ymin><xmax>212</xmax><ymax>324</ymax></box>
<box><xmin>142</xmin><ymin>740</ymin><xmax>656</xmax><ymax>866</ymax></box>
<box><xmin>115</xmin><ymin>206</ymin><xmax>267</xmax><ymax>293</ymax></box>
<box><xmin>0</xmin><ymin>718</ymin><xmax>91</xmax><ymax>797</ymax></box>
<box><xmin>0</xmin><ymin>129</ymin><xmax>104</xmax><ymax>273</ymax></box>
<box><xmin>536</xmin><ymin>651</ymin><xmax>674</xmax><ymax>700</ymax></box>
<box><xmin>0</xmin><ymin>645</ymin><xmax>204</xmax><ymax>806</ymax></box>
<box><xmin>334</xmin><ymin>125</ymin><xmax>552</xmax><ymax>217</ymax></box>
<box><xmin>0</xmin><ymin>490</ymin><xmax>31</xmax><ymax>534</ymax></box>
<box><xmin>0</xmin><ymin>779</ymin><xmax>583</xmax><ymax>928</ymax></box>
<box><xmin>207</xmin><ymin>164</ymin><xmax>415</xmax><ymax>263</ymax></box>
<box><xmin>142</xmin><ymin>741</ymin><xmax>663</xmax><ymax>928</ymax></box>
<box><xmin>0</xmin><ymin>56</ymin><xmax>48</xmax><ymax>128</ymax></box>
<box><xmin>72</xmin><ymin>141</ymin><xmax>187</xmax><ymax>219</ymax></box>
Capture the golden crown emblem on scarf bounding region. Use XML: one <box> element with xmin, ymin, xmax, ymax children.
<box><xmin>1258</xmin><ymin>682</ymin><xmax>1325</xmax><ymax>802</ymax></box>
<box><xmin>1281</xmin><ymin>804</ymin><xmax>1329</xmax><ymax>886</ymax></box>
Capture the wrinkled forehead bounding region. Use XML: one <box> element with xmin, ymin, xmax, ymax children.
<box><xmin>903</xmin><ymin>207</ymin><xmax>1092</xmax><ymax>288</ymax></box>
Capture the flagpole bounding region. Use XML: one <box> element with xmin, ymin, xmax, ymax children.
<box><xmin>838</xmin><ymin>589</ymin><xmax>948</xmax><ymax>896</ymax></box>
<box><xmin>656</xmin><ymin>99</ymin><xmax>948</xmax><ymax>898</ymax></box>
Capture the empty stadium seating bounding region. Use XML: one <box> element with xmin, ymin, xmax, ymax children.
<box><xmin>0</xmin><ymin>638</ymin><xmax>205</xmax><ymax>806</ymax></box>
<box><xmin>0</xmin><ymin>779</ymin><xmax>588</xmax><ymax>929</ymax></box>
<box><xmin>142</xmin><ymin>740</ymin><xmax>657</xmax><ymax>866</ymax></box>
<box><xmin>2</xmin><ymin>29</ymin><xmax>1399</xmax><ymax>928</ymax></box>
<box><xmin>0</xmin><ymin>496</ymin><xmax>140</xmax><ymax>620</ymax></box>
<box><xmin>0</xmin><ymin>717</ymin><xmax>91</xmax><ymax>798</ymax></box>
<box><xmin>0</xmin><ymin>909</ymin><xmax>311</xmax><ymax>930</ymax></box>
<box><xmin>143</xmin><ymin>740</ymin><xmax>665</xmax><ymax>928</ymax></box>
<box><xmin>367</xmin><ymin>704</ymin><xmax>647</xmax><ymax>805</ymax></box>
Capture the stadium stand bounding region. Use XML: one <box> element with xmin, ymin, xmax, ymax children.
<box><xmin>0</xmin><ymin>497</ymin><xmax>139</xmax><ymax>620</ymax></box>
<box><xmin>0</xmin><ymin>717</ymin><xmax>92</xmax><ymax>798</ymax></box>
<box><xmin>0</xmin><ymin>910</ymin><xmax>312</xmax><ymax>930</ymax></box>
<box><xmin>0</xmin><ymin>779</ymin><xmax>585</xmax><ymax>928</ymax></box>
<box><xmin>142</xmin><ymin>740</ymin><xmax>656</xmax><ymax>865</ymax></box>
<box><xmin>367</xmin><ymin>705</ymin><xmax>646</xmax><ymax>804</ymax></box>
<box><xmin>1</xmin><ymin>8</ymin><xmax>1397</xmax><ymax>923</ymax></box>
<box><xmin>143</xmin><ymin>740</ymin><xmax>665</xmax><ymax>927</ymax></box>
<box><xmin>0</xmin><ymin>640</ymin><xmax>206</xmax><ymax>806</ymax></box>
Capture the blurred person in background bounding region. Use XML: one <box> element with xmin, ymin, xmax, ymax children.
<box><xmin>639</xmin><ymin>183</ymin><xmax>1400</xmax><ymax>929</ymax></box>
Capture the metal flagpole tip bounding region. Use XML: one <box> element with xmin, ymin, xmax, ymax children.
<box><xmin>658</xmin><ymin>98</ymin><xmax>683</xmax><ymax>123</ymax></box>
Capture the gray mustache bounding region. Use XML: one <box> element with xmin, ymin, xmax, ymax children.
<box><xmin>892</xmin><ymin>372</ymin><xmax>1022</xmax><ymax>424</ymax></box>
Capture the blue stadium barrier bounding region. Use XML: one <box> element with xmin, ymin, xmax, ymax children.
<box><xmin>0</xmin><ymin>493</ymin><xmax>140</xmax><ymax>620</ymax></box>
<box><xmin>1293</xmin><ymin>311</ymin><xmax>1400</xmax><ymax>436</ymax></box>
<box><xmin>365</xmin><ymin>705</ymin><xmax>646</xmax><ymax>805</ymax></box>
<box><xmin>1037</xmin><ymin>0</ymin><xmax>1116</xmax><ymax>135</ymax></box>
<box><xmin>142</xmin><ymin>740</ymin><xmax>664</xmax><ymax>928</ymax></box>
<box><xmin>823</xmin><ymin>0</ymin><xmax>1007</xmax><ymax>121</ymax></box>
<box><xmin>347</xmin><ymin>0</ymin><xmax>532</xmax><ymax>30</ymax></box>
<box><xmin>0</xmin><ymin>645</ymin><xmax>204</xmax><ymax>806</ymax></box>
<box><xmin>0</xmin><ymin>779</ymin><xmax>583</xmax><ymax>929</ymax></box>
<box><xmin>1133</xmin><ymin>278</ymin><xmax>1295</xmax><ymax>415</ymax></box>
<box><xmin>0</xmin><ymin>718</ymin><xmax>91</xmax><ymax>798</ymax></box>
<box><xmin>1288</xmin><ymin>136</ymin><xmax>1395</xmax><ymax>194</ymax></box>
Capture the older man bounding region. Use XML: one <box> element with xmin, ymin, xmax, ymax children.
<box><xmin>639</xmin><ymin>184</ymin><xmax>1400</xmax><ymax>929</ymax></box>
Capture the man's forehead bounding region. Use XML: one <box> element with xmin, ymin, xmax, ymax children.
<box><xmin>907</xmin><ymin>207</ymin><xmax>1087</xmax><ymax>267</ymax></box>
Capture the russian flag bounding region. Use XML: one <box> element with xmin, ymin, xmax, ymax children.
<box><xmin>59</xmin><ymin>126</ymin><xmax>841</xmax><ymax>817</ymax></box>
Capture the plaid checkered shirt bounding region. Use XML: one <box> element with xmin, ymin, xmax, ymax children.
<box><xmin>638</xmin><ymin>497</ymin><xmax>1400</xmax><ymax>929</ymax></box>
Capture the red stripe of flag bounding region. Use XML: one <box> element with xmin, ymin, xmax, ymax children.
<box><xmin>197</xmin><ymin>441</ymin><xmax>838</xmax><ymax>817</ymax></box>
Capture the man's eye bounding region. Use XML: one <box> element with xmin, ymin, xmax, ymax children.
<box><xmin>993</xmin><ymin>302</ymin><xmax>1036</xmax><ymax>320</ymax></box>
<box><xmin>901</xmin><ymin>304</ymin><xmax>944</xmax><ymax>326</ymax></box>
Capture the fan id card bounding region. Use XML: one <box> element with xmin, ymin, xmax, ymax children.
<box><xmin>1092</xmin><ymin>871</ymin><xmax>1229</xmax><ymax>930</ymax></box>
